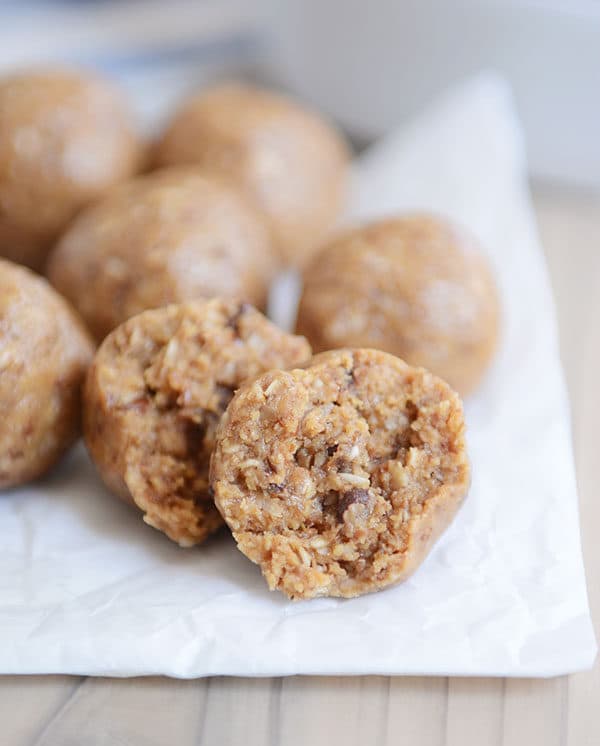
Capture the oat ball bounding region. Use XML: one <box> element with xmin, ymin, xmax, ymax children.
<box><xmin>83</xmin><ymin>298</ymin><xmax>311</xmax><ymax>547</ymax></box>
<box><xmin>296</xmin><ymin>215</ymin><xmax>500</xmax><ymax>396</ymax></box>
<box><xmin>47</xmin><ymin>168</ymin><xmax>276</xmax><ymax>341</ymax></box>
<box><xmin>211</xmin><ymin>348</ymin><xmax>470</xmax><ymax>599</ymax></box>
<box><xmin>0</xmin><ymin>68</ymin><xmax>140</xmax><ymax>271</ymax></box>
<box><xmin>0</xmin><ymin>259</ymin><xmax>94</xmax><ymax>488</ymax></box>
<box><xmin>154</xmin><ymin>83</ymin><xmax>349</xmax><ymax>268</ymax></box>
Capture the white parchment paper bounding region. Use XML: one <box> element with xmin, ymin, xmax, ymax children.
<box><xmin>0</xmin><ymin>73</ymin><xmax>596</xmax><ymax>677</ymax></box>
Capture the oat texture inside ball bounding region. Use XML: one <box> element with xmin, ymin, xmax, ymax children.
<box><xmin>211</xmin><ymin>349</ymin><xmax>470</xmax><ymax>598</ymax></box>
<box><xmin>84</xmin><ymin>298</ymin><xmax>311</xmax><ymax>546</ymax></box>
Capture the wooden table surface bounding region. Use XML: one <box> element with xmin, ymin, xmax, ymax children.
<box><xmin>2</xmin><ymin>186</ymin><xmax>599</xmax><ymax>746</ymax></box>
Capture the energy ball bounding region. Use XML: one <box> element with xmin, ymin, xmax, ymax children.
<box><xmin>83</xmin><ymin>298</ymin><xmax>311</xmax><ymax>547</ymax></box>
<box><xmin>0</xmin><ymin>259</ymin><xmax>94</xmax><ymax>488</ymax></box>
<box><xmin>0</xmin><ymin>68</ymin><xmax>140</xmax><ymax>271</ymax></box>
<box><xmin>47</xmin><ymin>168</ymin><xmax>276</xmax><ymax>341</ymax></box>
<box><xmin>154</xmin><ymin>83</ymin><xmax>349</xmax><ymax>268</ymax></box>
<box><xmin>296</xmin><ymin>215</ymin><xmax>500</xmax><ymax>396</ymax></box>
<box><xmin>211</xmin><ymin>348</ymin><xmax>470</xmax><ymax>599</ymax></box>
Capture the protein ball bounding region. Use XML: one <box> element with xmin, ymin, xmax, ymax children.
<box><xmin>154</xmin><ymin>83</ymin><xmax>349</xmax><ymax>268</ymax></box>
<box><xmin>0</xmin><ymin>68</ymin><xmax>140</xmax><ymax>270</ymax></box>
<box><xmin>211</xmin><ymin>348</ymin><xmax>469</xmax><ymax>599</ymax></box>
<box><xmin>47</xmin><ymin>168</ymin><xmax>276</xmax><ymax>341</ymax></box>
<box><xmin>296</xmin><ymin>215</ymin><xmax>500</xmax><ymax>396</ymax></box>
<box><xmin>0</xmin><ymin>259</ymin><xmax>94</xmax><ymax>488</ymax></box>
<box><xmin>83</xmin><ymin>298</ymin><xmax>311</xmax><ymax>547</ymax></box>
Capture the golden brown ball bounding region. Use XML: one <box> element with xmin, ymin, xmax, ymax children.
<box><xmin>296</xmin><ymin>215</ymin><xmax>500</xmax><ymax>396</ymax></box>
<box><xmin>83</xmin><ymin>298</ymin><xmax>311</xmax><ymax>546</ymax></box>
<box><xmin>0</xmin><ymin>68</ymin><xmax>141</xmax><ymax>270</ymax></box>
<box><xmin>154</xmin><ymin>82</ymin><xmax>349</xmax><ymax>268</ymax></box>
<box><xmin>47</xmin><ymin>168</ymin><xmax>276</xmax><ymax>341</ymax></box>
<box><xmin>0</xmin><ymin>259</ymin><xmax>94</xmax><ymax>488</ymax></box>
<box><xmin>211</xmin><ymin>348</ymin><xmax>469</xmax><ymax>599</ymax></box>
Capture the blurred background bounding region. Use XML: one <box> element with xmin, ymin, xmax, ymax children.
<box><xmin>1</xmin><ymin>0</ymin><xmax>599</xmax><ymax>188</ymax></box>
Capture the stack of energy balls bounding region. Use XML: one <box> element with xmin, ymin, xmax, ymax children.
<box><xmin>0</xmin><ymin>67</ymin><xmax>499</xmax><ymax>600</ymax></box>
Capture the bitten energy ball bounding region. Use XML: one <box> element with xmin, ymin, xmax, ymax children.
<box><xmin>0</xmin><ymin>68</ymin><xmax>140</xmax><ymax>270</ymax></box>
<box><xmin>211</xmin><ymin>348</ymin><xmax>470</xmax><ymax>599</ymax></box>
<box><xmin>48</xmin><ymin>168</ymin><xmax>275</xmax><ymax>340</ymax></box>
<box><xmin>84</xmin><ymin>298</ymin><xmax>311</xmax><ymax>547</ymax></box>
<box><xmin>297</xmin><ymin>215</ymin><xmax>500</xmax><ymax>396</ymax></box>
<box><xmin>154</xmin><ymin>83</ymin><xmax>349</xmax><ymax>268</ymax></box>
<box><xmin>0</xmin><ymin>259</ymin><xmax>94</xmax><ymax>488</ymax></box>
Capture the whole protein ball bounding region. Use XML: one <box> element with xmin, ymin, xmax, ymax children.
<box><xmin>47</xmin><ymin>168</ymin><xmax>276</xmax><ymax>341</ymax></box>
<box><xmin>154</xmin><ymin>82</ymin><xmax>350</xmax><ymax>268</ymax></box>
<box><xmin>0</xmin><ymin>68</ymin><xmax>140</xmax><ymax>270</ymax></box>
<box><xmin>0</xmin><ymin>259</ymin><xmax>94</xmax><ymax>488</ymax></box>
<box><xmin>211</xmin><ymin>348</ymin><xmax>470</xmax><ymax>599</ymax></box>
<box><xmin>296</xmin><ymin>215</ymin><xmax>500</xmax><ymax>396</ymax></box>
<box><xmin>83</xmin><ymin>298</ymin><xmax>311</xmax><ymax>547</ymax></box>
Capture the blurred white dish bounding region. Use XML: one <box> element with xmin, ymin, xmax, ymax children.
<box><xmin>268</xmin><ymin>0</ymin><xmax>600</xmax><ymax>188</ymax></box>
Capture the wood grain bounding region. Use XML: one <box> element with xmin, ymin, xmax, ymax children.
<box><xmin>387</xmin><ymin>677</ymin><xmax>447</xmax><ymax>746</ymax></box>
<box><xmin>446</xmin><ymin>679</ymin><xmax>503</xmax><ymax>746</ymax></box>
<box><xmin>199</xmin><ymin>677</ymin><xmax>274</xmax><ymax>746</ymax></box>
<box><xmin>0</xmin><ymin>676</ymin><xmax>82</xmax><ymax>746</ymax></box>
<box><xmin>33</xmin><ymin>677</ymin><xmax>207</xmax><ymax>746</ymax></box>
<box><xmin>3</xmin><ymin>186</ymin><xmax>599</xmax><ymax>746</ymax></box>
